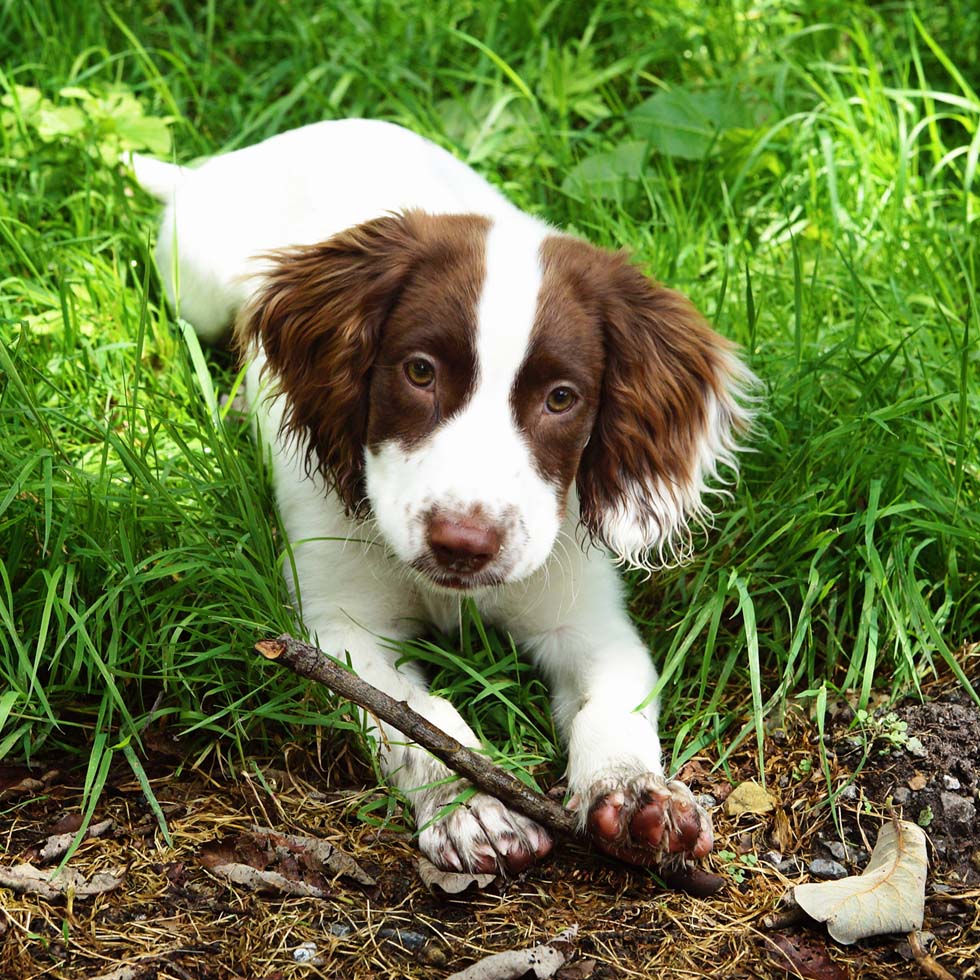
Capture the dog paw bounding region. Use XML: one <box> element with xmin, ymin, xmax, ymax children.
<box><xmin>417</xmin><ymin>790</ymin><xmax>552</xmax><ymax>874</ymax></box>
<box><xmin>583</xmin><ymin>774</ymin><xmax>713</xmax><ymax>865</ymax></box>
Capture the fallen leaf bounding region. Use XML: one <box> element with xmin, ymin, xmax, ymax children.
<box><xmin>724</xmin><ymin>780</ymin><xmax>776</xmax><ymax>817</ymax></box>
<box><xmin>765</xmin><ymin>933</ymin><xmax>849</xmax><ymax>980</ymax></box>
<box><xmin>207</xmin><ymin>862</ymin><xmax>329</xmax><ymax>897</ymax></box>
<box><xmin>556</xmin><ymin>960</ymin><xmax>597</xmax><ymax>979</ymax></box>
<box><xmin>794</xmin><ymin>820</ymin><xmax>927</xmax><ymax>944</ymax></box>
<box><xmin>447</xmin><ymin>926</ymin><xmax>578</xmax><ymax>980</ymax></box>
<box><xmin>198</xmin><ymin>827</ymin><xmax>374</xmax><ymax>898</ymax></box>
<box><xmin>0</xmin><ymin>862</ymin><xmax>123</xmax><ymax>898</ymax></box>
<box><xmin>40</xmin><ymin>818</ymin><xmax>114</xmax><ymax>863</ymax></box>
<box><xmin>0</xmin><ymin>767</ymin><xmax>59</xmax><ymax>798</ymax></box>
<box><xmin>773</xmin><ymin>808</ymin><xmax>794</xmax><ymax>853</ymax></box>
<box><xmin>418</xmin><ymin>856</ymin><xmax>496</xmax><ymax>895</ymax></box>
<box><xmin>250</xmin><ymin>825</ymin><xmax>375</xmax><ymax>887</ymax></box>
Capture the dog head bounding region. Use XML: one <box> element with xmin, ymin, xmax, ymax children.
<box><xmin>238</xmin><ymin>209</ymin><xmax>751</xmax><ymax>590</ymax></box>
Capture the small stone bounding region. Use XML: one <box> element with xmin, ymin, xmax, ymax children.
<box><xmin>294</xmin><ymin>942</ymin><xmax>318</xmax><ymax>963</ymax></box>
<box><xmin>696</xmin><ymin>793</ymin><xmax>718</xmax><ymax>810</ymax></box>
<box><xmin>777</xmin><ymin>858</ymin><xmax>803</xmax><ymax>875</ymax></box>
<box><xmin>825</xmin><ymin>841</ymin><xmax>848</xmax><ymax>862</ymax></box>
<box><xmin>762</xmin><ymin>850</ymin><xmax>783</xmax><ymax>866</ymax></box>
<box><xmin>943</xmin><ymin>775</ymin><xmax>961</xmax><ymax>791</ymax></box>
<box><xmin>838</xmin><ymin>783</ymin><xmax>858</xmax><ymax>800</ymax></box>
<box><xmin>892</xmin><ymin>787</ymin><xmax>911</xmax><ymax>804</ymax></box>
<box><xmin>808</xmin><ymin>858</ymin><xmax>848</xmax><ymax>880</ymax></box>
<box><xmin>940</xmin><ymin>791</ymin><xmax>976</xmax><ymax>826</ymax></box>
<box><xmin>417</xmin><ymin>943</ymin><xmax>448</xmax><ymax>967</ymax></box>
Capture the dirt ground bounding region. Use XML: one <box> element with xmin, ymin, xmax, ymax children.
<box><xmin>2</xmin><ymin>662</ymin><xmax>978</xmax><ymax>980</ymax></box>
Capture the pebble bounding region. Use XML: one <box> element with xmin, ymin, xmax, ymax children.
<box><xmin>762</xmin><ymin>850</ymin><xmax>783</xmax><ymax>866</ymax></box>
<box><xmin>777</xmin><ymin>858</ymin><xmax>803</xmax><ymax>875</ymax></box>
<box><xmin>838</xmin><ymin>783</ymin><xmax>858</xmax><ymax>800</ymax></box>
<box><xmin>940</xmin><ymin>791</ymin><xmax>976</xmax><ymax>826</ymax></box>
<box><xmin>892</xmin><ymin>786</ymin><xmax>911</xmax><ymax>804</ymax></box>
<box><xmin>825</xmin><ymin>841</ymin><xmax>848</xmax><ymax>862</ymax></box>
<box><xmin>942</xmin><ymin>775</ymin><xmax>961</xmax><ymax>791</ymax></box>
<box><xmin>293</xmin><ymin>943</ymin><xmax>318</xmax><ymax>963</ymax></box>
<box><xmin>696</xmin><ymin>793</ymin><xmax>718</xmax><ymax>809</ymax></box>
<box><xmin>808</xmin><ymin>858</ymin><xmax>848</xmax><ymax>880</ymax></box>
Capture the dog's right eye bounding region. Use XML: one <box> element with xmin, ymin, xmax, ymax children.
<box><xmin>404</xmin><ymin>357</ymin><xmax>436</xmax><ymax>389</ymax></box>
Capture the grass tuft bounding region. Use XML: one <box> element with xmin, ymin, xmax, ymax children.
<box><xmin>1</xmin><ymin>1</ymin><xmax>977</xmax><ymax>819</ymax></box>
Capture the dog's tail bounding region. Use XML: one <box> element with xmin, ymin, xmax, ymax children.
<box><xmin>128</xmin><ymin>153</ymin><xmax>188</xmax><ymax>202</ymax></box>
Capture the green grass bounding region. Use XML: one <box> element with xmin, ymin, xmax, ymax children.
<box><xmin>1</xmin><ymin>0</ymin><xmax>978</xmax><ymax>817</ymax></box>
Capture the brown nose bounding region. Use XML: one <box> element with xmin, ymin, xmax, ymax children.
<box><xmin>427</xmin><ymin>515</ymin><xmax>502</xmax><ymax>574</ymax></box>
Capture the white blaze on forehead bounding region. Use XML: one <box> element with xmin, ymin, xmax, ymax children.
<box><xmin>472</xmin><ymin>216</ymin><xmax>549</xmax><ymax>399</ymax></box>
<box><xmin>363</xmin><ymin>213</ymin><xmax>565</xmax><ymax>582</ymax></box>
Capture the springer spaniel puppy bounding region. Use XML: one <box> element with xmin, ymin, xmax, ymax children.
<box><xmin>132</xmin><ymin>119</ymin><xmax>751</xmax><ymax>874</ymax></box>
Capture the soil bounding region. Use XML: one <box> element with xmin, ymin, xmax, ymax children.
<box><xmin>1</xmin><ymin>680</ymin><xmax>978</xmax><ymax>980</ymax></box>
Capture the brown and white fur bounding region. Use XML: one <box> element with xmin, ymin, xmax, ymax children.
<box><xmin>132</xmin><ymin>119</ymin><xmax>752</xmax><ymax>874</ymax></box>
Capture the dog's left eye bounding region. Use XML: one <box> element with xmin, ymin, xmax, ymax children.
<box><xmin>405</xmin><ymin>358</ymin><xmax>436</xmax><ymax>389</ymax></box>
<box><xmin>545</xmin><ymin>386</ymin><xmax>578</xmax><ymax>414</ymax></box>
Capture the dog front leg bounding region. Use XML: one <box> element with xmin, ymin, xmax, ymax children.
<box><xmin>303</xmin><ymin>621</ymin><xmax>552</xmax><ymax>874</ymax></box>
<box><xmin>524</xmin><ymin>577</ymin><xmax>712</xmax><ymax>865</ymax></box>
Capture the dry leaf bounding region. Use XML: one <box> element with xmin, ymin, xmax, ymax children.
<box><xmin>447</xmin><ymin>926</ymin><xmax>578</xmax><ymax>980</ymax></box>
<box><xmin>0</xmin><ymin>862</ymin><xmax>123</xmax><ymax>898</ymax></box>
<box><xmin>556</xmin><ymin>960</ymin><xmax>597</xmax><ymax>979</ymax></box>
<box><xmin>794</xmin><ymin>820</ymin><xmax>927</xmax><ymax>944</ymax></box>
<box><xmin>207</xmin><ymin>862</ymin><xmax>329</xmax><ymax>896</ymax></box>
<box><xmin>765</xmin><ymin>933</ymin><xmax>849</xmax><ymax>979</ymax></box>
<box><xmin>418</xmin><ymin>856</ymin><xmax>496</xmax><ymax>895</ymax></box>
<box><xmin>39</xmin><ymin>818</ymin><xmax>114</xmax><ymax>863</ymax></box>
<box><xmin>198</xmin><ymin>827</ymin><xmax>374</xmax><ymax>898</ymax></box>
<box><xmin>724</xmin><ymin>780</ymin><xmax>776</xmax><ymax>817</ymax></box>
<box><xmin>773</xmin><ymin>808</ymin><xmax>793</xmax><ymax>853</ymax></box>
<box><xmin>249</xmin><ymin>825</ymin><xmax>375</xmax><ymax>886</ymax></box>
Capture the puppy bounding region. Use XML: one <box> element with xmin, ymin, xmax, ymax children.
<box><xmin>133</xmin><ymin>119</ymin><xmax>751</xmax><ymax>874</ymax></box>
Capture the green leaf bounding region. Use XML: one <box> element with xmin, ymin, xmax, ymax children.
<box><xmin>1</xmin><ymin>85</ymin><xmax>43</xmax><ymax>115</ymax></box>
<box><xmin>562</xmin><ymin>139</ymin><xmax>648</xmax><ymax>198</ymax></box>
<box><xmin>111</xmin><ymin>113</ymin><xmax>172</xmax><ymax>155</ymax></box>
<box><xmin>628</xmin><ymin>87</ymin><xmax>755</xmax><ymax>160</ymax></box>
<box><xmin>35</xmin><ymin>104</ymin><xmax>86</xmax><ymax>141</ymax></box>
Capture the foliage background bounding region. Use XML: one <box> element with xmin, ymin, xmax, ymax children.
<box><xmin>1</xmin><ymin>0</ymin><xmax>978</xmax><ymax>807</ymax></box>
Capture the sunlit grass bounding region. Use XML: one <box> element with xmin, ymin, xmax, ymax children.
<box><xmin>1</xmin><ymin>1</ymin><xmax>977</xmax><ymax>821</ymax></box>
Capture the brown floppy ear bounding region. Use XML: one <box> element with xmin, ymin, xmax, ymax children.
<box><xmin>577</xmin><ymin>255</ymin><xmax>753</xmax><ymax>568</ymax></box>
<box><xmin>236</xmin><ymin>212</ymin><xmax>422</xmax><ymax>513</ymax></box>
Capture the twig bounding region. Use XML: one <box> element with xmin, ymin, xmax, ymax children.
<box><xmin>255</xmin><ymin>634</ymin><xmax>577</xmax><ymax>835</ymax></box>
<box><xmin>908</xmin><ymin>931</ymin><xmax>958</xmax><ymax>980</ymax></box>
<box><xmin>256</xmin><ymin>633</ymin><xmax>725</xmax><ymax>894</ymax></box>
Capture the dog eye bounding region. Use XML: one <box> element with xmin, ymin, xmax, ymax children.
<box><xmin>404</xmin><ymin>357</ymin><xmax>435</xmax><ymax>389</ymax></box>
<box><xmin>545</xmin><ymin>386</ymin><xmax>578</xmax><ymax>414</ymax></box>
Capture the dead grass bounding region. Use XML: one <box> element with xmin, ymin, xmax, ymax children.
<box><xmin>2</xmin><ymin>690</ymin><xmax>977</xmax><ymax>980</ymax></box>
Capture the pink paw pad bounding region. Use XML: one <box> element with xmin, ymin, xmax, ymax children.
<box><xmin>587</xmin><ymin>775</ymin><xmax>713</xmax><ymax>865</ymax></box>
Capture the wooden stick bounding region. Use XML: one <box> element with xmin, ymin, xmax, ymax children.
<box><xmin>256</xmin><ymin>632</ymin><xmax>724</xmax><ymax>895</ymax></box>
<box><xmin>255</xmin><ymin>633</ymin><xmax>577</xmax><ymax>835</ymax></box>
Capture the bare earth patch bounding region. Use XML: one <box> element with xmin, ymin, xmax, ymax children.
<box><xmin>1</xmin><ymin>685</ymin><xmax>977</xmax><ymax>979</ymax></box>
